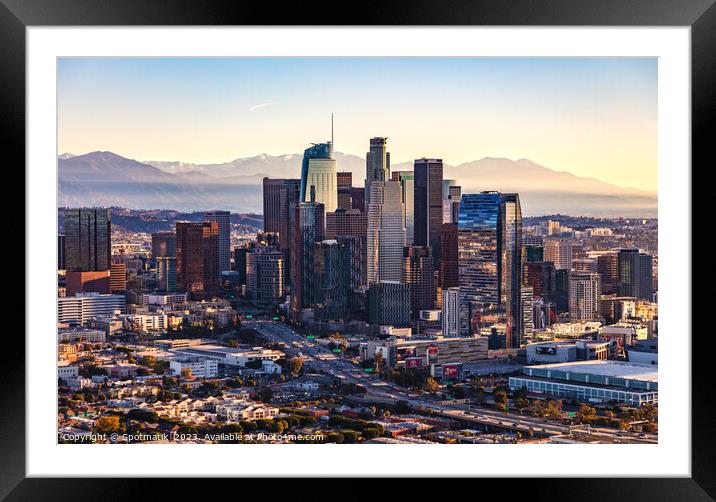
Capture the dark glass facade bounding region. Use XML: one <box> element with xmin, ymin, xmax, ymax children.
<box><xmin>64</xmin><ymin>208</ymin><xmax>111</xmax><ymax>272</ymax></box>
<box><xmin>501</xmin><ymin>193</ymin><xmax>523</xmax><ymax>348</ymax></box>
<box><xmin>402</xmin><ymin>246</ymin><xmax>436</xmax><ymax>316</ymax></box>
<box><xmin>151</xmin><ymin>232</ymin><xmax>176</xmax><ymax>259</ymax></box>
<box><xmin>291</xmin><ymin>201</ymin><xmax>325</xmax><ymax>311</ymax></box>
<box><xmin>204</xmin><ymin>210</ymin><xmax>231</xmax><ymax>274</ymax></box>
<box><xmin>439</xmin><ymin>223</ymin><xmax>459</xmax><ymax>288</ymax></box>
<box><xmin>414</xmin><ymin>158</ymin><xmax>443</xmax><ymax>267</ymax></box>
<box><xmin>617</xmin><ymin>248</ymin><xmax>640</xmax><ymax>297</ymax></box>
<box><xmin>313</xmin><ymin>240</ymin><xmax>350</xmax><ymax>320</ymax></box>
<box><xmin>175</xmin><ymin>221</ymin><xmax>220</xmax><ymax>299</ymax></box>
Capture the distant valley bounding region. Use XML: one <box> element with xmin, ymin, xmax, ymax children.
<box><xmin>58</xmin><ymin>151</ymin><xmax>657</xmax><ymax>217</ymax></box>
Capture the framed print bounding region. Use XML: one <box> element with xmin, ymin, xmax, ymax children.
<box><xmin>4</xmin><ymin>0</ymin><xmax>713</xmax><ymax>497</ymax></box>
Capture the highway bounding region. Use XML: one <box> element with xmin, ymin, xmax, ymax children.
<box><xmin>244</xmin><ymin>320</ymin><xmax>658</xmax><ymax>444</ymax></box>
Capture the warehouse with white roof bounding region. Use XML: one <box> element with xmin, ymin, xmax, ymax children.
<box><xmin>509</xmin><ymin>360</ymin><xmax>657</xmax><ymax>406</ymax></box>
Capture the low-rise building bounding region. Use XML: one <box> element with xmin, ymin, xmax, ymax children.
<box><xmin>58</xmin><ymin>327</ymin><xmax>107</xmax><ymax>344</ymax></box>
<box><xmin>525</xmin><ymin>339</ymin><xmax>616</xmax><ymax>364</ymax></box>
<box><xmin>509</xmin><ymin>360</ymin><xmax>658</xmax><ymax>406</ymax></box>
<box><xmin>169</xmin><ymin>357</ymin><xmax>219</xmax><ymax>379</ymax></box>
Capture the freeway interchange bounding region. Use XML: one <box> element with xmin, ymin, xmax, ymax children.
<box><xmin>244</xmin><ymin>320</ymin><xmax>657</xmax><ymax>444</ymax></box>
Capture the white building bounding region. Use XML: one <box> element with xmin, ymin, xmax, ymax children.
<box><xmin>57</xmin><ymin>293</ymin><xmax>125</xmax><ymax>324</ymax></box>
<box><xmin>170</xmin><ymin>358</ymin><xmax>219</xmax><ymax>379</ymax></box>
<box><xmin>142</xmin><ymin>293</ymin><xmax>188</xmax><ymax>306</ymax></box>
<box><xmin>58</xmin><ymin>328</ymin><xmax>106</xmax><ymax>343</ymax></box>
<box><xmin>225</xmin><ymin>349</ymin><xmax>283</xmax><ymax>367</ymax></box>
<box><xmin>220</xmin><ymin>403</ymin><xmax>279</xmax><ymax>421</ymax></box>
<box><xmin>367</xmin><ymin>180</ymin><xmax>406</xmax><ymax>284</ymax></box>
<box><xmin>569</xmin><ymin>272</ymin><xmax>601</xmax><ymax>321</ymax></box>
<box><xmin>441</xmin><ymin>287</ymin><xmax>460</xmax><ymax>337</ymax></box>
<box><xmin>58</xmin><ymin>364</ymin><xmax>79</xmax><ymax>381</ymax></box>
<box><xmin>122</xmin><ymin>313</ymin><xmax>169</xmax><ymax>333</ymax></box>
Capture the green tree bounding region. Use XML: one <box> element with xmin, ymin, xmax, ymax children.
<box><xmin>287</xmin><ymin>357</ymin><xmax>304</xmax><ymax>377</ymax></box>
<box><xmin>95</xmin><ymin>415</ymin><xmax>122</xmax><ymax>434</ymax></box>
<box><xmin>424</xmin><ymin>377</ymin><xmax>439</xmax><ymax>394</ymax></box>
<box><xmin>373</xmin><ymin>352</ymin><xmax>385</xmax><ymax>376</ymax></box>
<box><xmin>575</xmin><ymin>404</ymin><xmax>597</xmax><ymax>424</ymax></box>
<box><xmin>341</xmin><ymin>430</ymin><xmax>359</xmax><ymax>443</ymax></box>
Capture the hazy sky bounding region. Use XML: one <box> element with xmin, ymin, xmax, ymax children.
<box><xmin>58</xmin><ymin>57</ymin><xmax>657</xmax><ymax>191</ymax></box>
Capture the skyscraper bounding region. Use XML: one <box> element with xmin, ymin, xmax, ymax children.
<box><xmin>58</xmin><ymin>234</ymin><xmax>66</xmax><ymax>270</ymax></box>
<box><xmin>524</xmin><ymin>261</ymin><xmax>556</xmax><ymax>302</ymax></box>
<box><xmin>151</xmin><ymin>232</ymin><xmax>176</xmax><ymax>259</ymax></box>
<box><xmin>291</xmin><ymin>199</ymin><xmax>325</xmax><ymax>311</ymax></box>
<box><xmin>441</xmin><ymin>287</ymin><xmax>460</xmax><ymax>337</ymax></box>
<box><xmin>367</xmin><ymin>180</ymin><xmax>406</xmax><ymax>284</ymax></box>
<box><xmin>500</xmin><ymin>193</ymin><xmax>523</xmax><ymax>347</ymax></box>
<box><xmin>300</xmin><ymin>142</ymin><xmax>337</xmax><ymax>213</ymax></box>
<box><xmin>337</xmin><ymin>171</ymin><xmax>353</xmax><ymax>210</ymax></box>
<box><xmin>325</xmin><ymin>208</ymin><xmax>367</xmax><ymax>288</ymax></box>
<box><xmin>457</xmin><ymin>192</ymin><xmax>523</xmax><ymax>346</ymax></box>
<box><xmin>617</xmin><ymin>248</ymin><xmax>640</xmax><ymax>297</ymax></box>
<box><xmin>554</xmin><ymin>269</ymin><xmax>570</xmax><ymax>314</ymax></box>
<box><xmin>204</xmin><ymin>210</ymin><xmax>231</xmax><ymax>274</ymax></box>
<box><xmin>391</xmin><ymin>170</ymin><xmax>415</xmax><ymax>245</ymax></box>
<box><xmin>263</xmin><ymin>178</ymin><xmax>285</xmax><ymax>235</ymax></box>
<box><xmin>458</xmin><ymin>192</ymin><xmax>501</xmax><ymax>336</ymax></box>
<box><xmin>544</xmin><ymin>238</ymin><xmax>573</xmax><ymax>270</ymax></box>
<box><xmin>365</xmin><ymin>137</ymin><xmax>390</xmax><ymax>207</ymax></box>
<box><xmin>156</xmin><ymin>256</ymin><xmax>177</xmax><ymax>292</ymax></box>
<box><xmin>569</xmin><ymin>272</ymin><xmax>601</xmax><ymax>321</ymax></box>
<box><xmin>521</xmin><ymin>286</ymin><xmax>534</xmax><ymax>341</ymax></box>
<box><xmin>313</xmin><ymin>239</ymin><xmax>350</xmax><ymax>320</ymax></box>
<box><xmin>597</xmin><ymin>253</ymin><xmax>618</xmax><ymax>295</ymax></box>
<box><xmin>367</xmin><ymin>281</ymin><xmax>410</xmax><ymax>327</ymax></box>
<box><xmin>350</xmin><ymin>187</ymin><xmax>365</xmax><ymax>212</ymax></box>
<box><xmin>414</xmin><ymin>158</ymin><xmax>443</xmax><ymax>267</ymax></box>
<box><xmin>64</xmin><ymin>208</ymin><xmax>111</xmax><ymax>272</ymax></box>
<box><xmin>639</xmin><ymin>253</ymin><xmax>654</xmax><ymax>301</ymax></box>
<box><xmin>325</xmin><ymin>208</ymin><xmax>367</xmax><ymax>239</ymax></box>
<box><xmin>246</xmin><ymin>248</ymin><xmax>285</xmax><ymax>305</ymax></box>
<box><xmin>109</xmin><ymin>261</ymin><xmax>127</xmax><ymax>293</ymax></box>
<box><xmin>176</xmin><ymin>221</ymin><xmax>220</xmax><ymax>299</ymax></box>
<box><xmin>439</xmin><ymin>223</ymin><xmax>459</xmax><ymax>288</ymax></box>
<box><xmin>402</xmin><ymin>246</ymin><xmax>436</xmax><ymax>316</ymax></box>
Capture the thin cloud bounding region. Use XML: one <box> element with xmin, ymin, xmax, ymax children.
<box><xmin>249</xmin><ymin>102</ymin><xmax>273</xmax><ymax>112</ymax></box>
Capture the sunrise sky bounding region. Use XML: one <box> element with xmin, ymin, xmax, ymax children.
<box><xmin>58</xmin><ymin>57</ymin><xmax>657</xmax><ymax>191</ymax></box>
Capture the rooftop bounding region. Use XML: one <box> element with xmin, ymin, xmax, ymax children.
<box><xmin>525</xmin><ymin>360</ymin><xmax>657</xmax><ymax>382</ymax></box>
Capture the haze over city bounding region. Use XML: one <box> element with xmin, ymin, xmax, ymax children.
<box><xmin>58</xmin><ymin>57</ymin><xmax>657</xmax><ymax>192</ymax></box>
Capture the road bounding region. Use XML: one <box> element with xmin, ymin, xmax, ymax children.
<box><xmin>245</xmin><ymin>320</ymin><xmax>658</xmax><ymax>444</ymax></box>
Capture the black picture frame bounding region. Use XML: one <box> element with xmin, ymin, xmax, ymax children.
<box><xmin>3</xmin><ymin>0</ymin><xmax>710</xmax><ymax>497</ymax></box>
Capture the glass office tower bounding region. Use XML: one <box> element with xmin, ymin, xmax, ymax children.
<box><xmin>501</xmin><ymin>193</ymin><xmax>523</xmax><ymax>347</ymax></box>
<box><xmin>299</xmin><ymin>142</ymin><xmax>337</xmax><ymax>213</ymax></box>
<box><xmin>457</xmin><ymin>192</ymin><xmax>523</xmax><ymax>347</ymax></box>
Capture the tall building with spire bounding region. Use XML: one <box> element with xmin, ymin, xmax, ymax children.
<box><xmin>299</xmin><ymin>142</ymin><xmax>337</xmax><ymax>213</ymax></box>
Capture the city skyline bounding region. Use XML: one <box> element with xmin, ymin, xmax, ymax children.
<box><xmin>58</xmin><ymin>57</ymin><xmax>657</xmax><ymax>191</ymax></box>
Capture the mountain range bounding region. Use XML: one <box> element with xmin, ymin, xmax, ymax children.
<box><xmin>58</xmin><ymin>151</ymin><xmax>657</xmax><ymax>217</ymax></box>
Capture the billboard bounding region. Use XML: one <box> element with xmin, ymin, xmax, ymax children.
<box><xmin>442</xmin><ymin>363</ymin><xmax>462</xmax><ymax>380</ymax></box>
<box><xmin>396</xmin><ymin>346</ymin><xmax>416</xmax><ymax>362</ymax></box>
<box><xmin>427</xmin><ymin>344</ymin><xmax>439</xmax><ymax>365</ymax></box>
<box><xmin>536</xmin><ymin>346</ymin><xmax>557</xmax><ymax>355</ymax></box>
<box><xmin>405</xmin><ymin>357</ymin><xmax>424</xmax><ymax>369</ymax></box>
